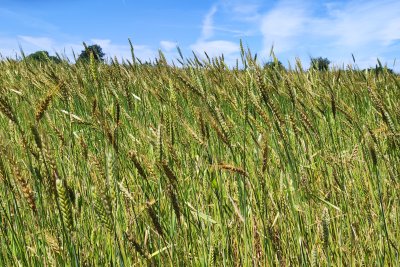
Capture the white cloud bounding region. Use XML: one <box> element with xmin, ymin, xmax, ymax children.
<box><xmin>260</xmin><ymin>2</ymin><xmax>309</xmax><ymax>54</ymax></box>
<box><xmin>0</xmin><ymin>36</ymin><xmax>60</xmax><ymax>58</ymax></box>
<box><xmin>321</xmin><ymin>1</ymin><xmax>400</xmax><ymax>47</ymax></box>
<box><xmin>259</xmin><ymin>0</ymin><xmax>400</xmax><ymax>70</ymax></box>
<box><xmin>160</xmin><ymin>40</ymin><xmax>177</xmax><ymax>52</ymax></box>
<box><xmin>0</xmin><ymin>36</ymin><xmax>158</xmax><ymax>62</ymax></box>
<box><xmin>0</xmin><ymin>37</ymin><xmax>20</xmax><ymax>58</ymax></box>
<box><xmin>89</xmin><ymin>38</ymin><xmax>157</xmax><ymax>62</ymax></box>
<box><xmin>190</xmin><ymin>40</ymin><xmax>239</xmax><ymax>58</ymax></box>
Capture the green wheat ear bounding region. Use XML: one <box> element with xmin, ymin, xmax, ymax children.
<box><xmin>311</xmin><ymin>246</ymin><xmax>318</xmax><ymax>267</ymax></box>
<box><xmin>56</xmin><ymin>178</ymin><xmax>74</xmax><ymax>233</ymax></box>
<box><xmin>92</xmin><ymin>187</ymin><xmax>113</xmax><ymax>232</ymax></box>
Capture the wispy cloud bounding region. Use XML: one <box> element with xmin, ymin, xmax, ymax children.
<box><xmin>320</xmin><ymin>1</ymin><xmax>400</xmax><ymax>47</ymax></box>
<box><xmin>18</xmin><ymin>36</ymin><xmax>55</xmax><ymax>50</ymax></box>
<box><xmin>230</xmin><ymin>3</ymin><xmax>259</xmax><ymax>16</ymax></box>
<box><xmin>221</xmin><ymin>1</ymin><xmax>261</xmax><ymax>23</ymax></box>
<box><xmin>260</xmin><ymin>0</ymin><xmax>400</xmax><ymax>69</ymax></box>
<box><xmin>190</xmin><ymin>3</ymin><xmax>240</xmax><ymax>65</ymax></box>
<box><xmin>0</xmin><ymin>7</ymin><xmax>58</xmax><ymax>32</ymax></box>
<box><xmin>201</xmin><ymin>4</ymin><xmax>218</xmax><ymax>41</ymax></box>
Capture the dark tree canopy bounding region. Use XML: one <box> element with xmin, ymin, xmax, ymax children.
<box><xmin>25</xmin><ymin>51</ymin><xmax>61</xmax><ymax>63</ymax></box>
<box><xmin>311</xmin><ymin>57</ymin><xmax>331</xmax><ymax>71</ymax></box>
<box><xmin>77</xmin><ymin>44</ymin><xmax>105</xmax><ymax>62</ymax></box>
<box><xmin>263</xmin><ymin>60</ymin><xmax>285</xmax><ymax>71</ymax></box>
<box><xmin>364</xmin><ymin>65</ymin><xmax>394</xmax><ymax>75</ymax></box>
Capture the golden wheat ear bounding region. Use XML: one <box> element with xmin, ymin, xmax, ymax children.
<box><xmin>0</xmin><ymin>97</ymin><xmax>18</xmax><ymax>124</ymax></box>
<box><xmin>13</xmin><ymin>164</ymin><xmax>37</xmax><ymax>215</ymax></box>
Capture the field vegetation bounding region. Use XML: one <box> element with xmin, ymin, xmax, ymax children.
<box><xmin>0</xmin><ymin>45</ymin><xmax>399</xmax><ymax>266</ymax></box>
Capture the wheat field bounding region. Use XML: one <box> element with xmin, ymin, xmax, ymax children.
<box><xmin>0</xmin><ymin>47</ymin><xmax>399</xmax><ymax>266</ymax></box>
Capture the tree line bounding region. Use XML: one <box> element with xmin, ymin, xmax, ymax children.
<box><xmin>24</xmin><ymin>44</ymin><xmax>105</xmax><ymax>64</ymax></box>
<box><xmin>20</xmin><ymin>44</ymin><xmax>395</xmax><ymax>73</ymax></box>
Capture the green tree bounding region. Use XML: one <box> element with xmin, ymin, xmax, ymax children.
<box><xmin>311</xmin><ymin>57</ymin><xmax>330</xmax><ymax>71</ymax></box>
<box><xmin>25</xmin><ymin>51</ymin><xmax>61</xmax><ymax>63</ymax></box>
<box><xmin>364</xmin><ymin>65</ymin><xmax>394</xmax><ymax>75</ymax></box>
<box><xmin>263</xmin><ymin>60</ymin><xmax>285</xmax><ymax>71</ymax></box>
<box><xmin>77</xmin><ymin>44</ymin><xmax>105</xmax><ymax>62</ymax></box>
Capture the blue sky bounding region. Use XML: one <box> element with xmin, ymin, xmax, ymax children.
<box><xmin>1</xmin><ymin>0</ymin><xmax>399</xmax><ymax>70</ymax></box>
